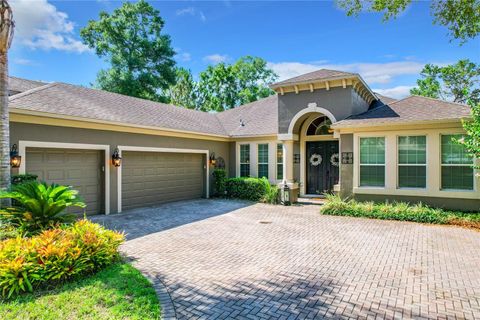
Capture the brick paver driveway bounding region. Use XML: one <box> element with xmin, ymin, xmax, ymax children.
<box><xmin>92</xmin><ymin>199</ymin><xmax>480</xmax><ymax>319</ymax></box>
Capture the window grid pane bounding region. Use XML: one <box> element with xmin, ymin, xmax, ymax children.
<box><xmin>359</xmin><ymin>137</ymin><xmax>385</xmax><ymax>187</ymax></box>
<box><xmin>240</xmin><ymin>144</ymin><xmax>250</xmax><ymax>177</ymax></box>
<box><xmin>398</xmin><ymin>136</ymin><xmax>427</xmax><ymax>188</ymax></box>
<box><xmin>441</xmin><ymin>135</ymin><xmax>474</xmax><ymax>190</ymax></box>
<box><xmin>258</xmin><ymin>144</ymin><xmax>268</xmax><ymax>178</ymax></box>
<box><xmin>277</xmin><ymin>144</ymin><xmax>283</xmax><ymax>180</ymax></box>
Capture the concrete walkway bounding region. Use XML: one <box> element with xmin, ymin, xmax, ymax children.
<box><xmin>92</xmin><ymin>199</ymin><xmax>480</xmax><ymax>319</ymax></box>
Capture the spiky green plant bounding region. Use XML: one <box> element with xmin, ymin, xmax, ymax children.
<box><xmin>0</xmin><ymin>181</ymin><xmax>86</xmax><ymax>235</ymax></box>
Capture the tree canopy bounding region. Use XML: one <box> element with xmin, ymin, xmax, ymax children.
<box><xmin>336</xmin><ymin>0</ymin><xmax>480</xmax><ymax>44</ymax></box>
<box><xmin>458</xmin><ymin>101</ymin><xmax>480</xmax><ymax>165</ymax></box>
<box><xmin>80</xmin><ymin>0</ymin><xmax>176</xmax><ymax>102</ymax></box>
<box><xmin>410</xmin><ymin>60</ymin><xmax>480</xmax><ymax>104</ymax></box>
<box><xmin>168</xmin><ymin>56</ymin><xmax>278</xmax><ymax>112</ymax></box>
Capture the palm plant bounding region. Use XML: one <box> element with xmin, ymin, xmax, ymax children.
<box><xmin>0</xmin><ymin>181</ymin><xmax>86</xmax><ymax>235</ymax></box>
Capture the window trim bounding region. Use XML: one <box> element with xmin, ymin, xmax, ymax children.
<box><xmin>358</xmin><ymin>136</ymin><xmax>386</xmax><ymax>188</ymax></box>
<box><xmin>257</xmin><ymin>143</ymin><xmax>269</xmax><ymax>179</ymax></box>
<box><xmin>397</xmin><ymin>135</ymin><xmax>428</xmax><ymax>190</ymax></box>
<box><xmin>440</xmin><ymin>134</ymin><xmax>475</xmax><ymax>191</ymax></box>
<box><xmin>239</xmin><ymin>144</ymin><xmax>250</xmax><ymax>177</ymax></box>
<box><xmin>276</xmin><ymin>143</ymin><xmax>283</xmax><ymax>181</ymax></box>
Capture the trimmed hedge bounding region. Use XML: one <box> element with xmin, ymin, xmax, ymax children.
<box><xmin>225</xmin><ymin>177</ymin><xmax>269</xmax><ymax>201</ymax></box>
<box><xmin>0</xmin><ymin>220</ymin><xmax>124</xmax><ymax>298</ymax></box>
<box><xmin>320</xmin><ymin>194</ymin><xmax>480</xmax><ymax>228</ymax></box>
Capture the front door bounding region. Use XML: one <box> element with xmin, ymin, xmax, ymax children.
<box><xmin>306</xmin><ymin>141</ymin><xmax>339</xmax><ymax>194</ymax></box>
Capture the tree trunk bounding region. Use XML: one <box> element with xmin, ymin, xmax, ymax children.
<box><xmin>0</xmin><ymin>52</ymin><xmax>10</xmax><ymax>207</ymax></box>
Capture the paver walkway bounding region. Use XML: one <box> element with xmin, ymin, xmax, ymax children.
<box><xmin>92</xmin><ymin>199</ymin><xmax>480</xmax><ymax>319</ymax></box>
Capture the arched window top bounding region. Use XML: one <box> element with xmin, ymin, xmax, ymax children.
<box><xmin>306</xmin><ymin>116</ymin><xmax>333</xmax><ymax>136</ymax></box>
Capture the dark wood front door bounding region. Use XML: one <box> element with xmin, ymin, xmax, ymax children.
<box><xmin>306</xmin><ymin>141</ymin><xmax>339</xmax><ymax>194</ymax></box>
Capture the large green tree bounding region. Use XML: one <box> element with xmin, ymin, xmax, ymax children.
<box><xmin>458</xmin><ymin>102</ymin><xmax>480</xmax><ymax>166</ymax></box>
<box><xmin>410</xmin><ymin>60</ymin><xmax>480</xmax><ymax>104</ymax></box>
<box><xmin>336</xmin><ymin>0</ymin><xmax>480</xmax><ymax>44</ymax></box>
<box><xmin>80</xmin><ymin>0</ymin><xmax>176</xmax><ymax>102</ymax></box>
<box><xmin>168</xmin><ymin>68</ymin><xmax>198</xmax><ymax>110</ymax></box>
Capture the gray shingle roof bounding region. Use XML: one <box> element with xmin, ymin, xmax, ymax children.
<box><xmin>374</xmin><ymin>93</ymin><xmax>397</xmax><ymax>105</ymax></box>
<box><xmin>9</xmin><ymin>76</ymin><xmax>46</xmax><ymax>94</ymax></box>
<box><xmin>271</xmin><ymin>69</ymin><xmax>356</xmax><ymax>87</ymax></box>
<box><xmin>216</xmin><ymin>95</ymin><xmax>278</xmax><ymax>137</ymax></box>
<box><xmin>333</xmin><ymin>95</ymin><xmax>471</xmax><ymax>128</ymax></box>
<box><xmin>9</xmin><ymin>82</ymin><xmax>228</xmax><ymax>136</ymax></box>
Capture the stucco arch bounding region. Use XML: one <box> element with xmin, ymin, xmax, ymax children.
<box><xmin>287</xmin><ymin>103</ymin><xmax>337</xmax><ymax>135</ymax></box>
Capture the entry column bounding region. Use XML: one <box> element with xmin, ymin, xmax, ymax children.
<box><xmin>280</xmin><ymin>138</ymin><xmax>299</xmax><ymax>202</ymax></box>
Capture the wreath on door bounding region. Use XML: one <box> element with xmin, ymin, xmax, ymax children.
<box><xmin>309</xmin><ymin>153</ymin><xmax>322</xmax><ymax>166</ymax></box>
<box><xmin>330</xmin><ymin>153</ymin><xmax>339</xmax><ymax>167</ymax></box>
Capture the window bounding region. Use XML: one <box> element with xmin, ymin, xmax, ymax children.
<box><xmin>258</xmin><ymin>144</ymin><xmax>269</xmax><ymax>178</ymax></box>
<box><xmin>398</xmin><ymin>136</ymin><xmax>427</xmax><ymax>188</ymax></box>
<box><xmin>306</xmin><ymin>116</ymin><xmax>332</xmax><ymax>135</ymax></box>
<box><xmin>359</xmin><ymin>137</ymin><xmax>385</xmax><ymax>187</ymax></box>
<box><xmin>240</xmin><ymin>144</ymin><xmax>250</xmax><ymax>177</ymax></box>
<box><xmin>277</xmin><ymin>143</ymin><xmax>283</xmax><ymax>180</ymax></box>
<box><xmin>441</xmin><ymin>134</ymin><xmax>474</xmax><ymax>190</ymax></box>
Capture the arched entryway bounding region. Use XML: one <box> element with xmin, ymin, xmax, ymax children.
<box><xmin>282</xmin><ymin>103</ymin><xmax>339</xmax><ymax>196</ymax></box>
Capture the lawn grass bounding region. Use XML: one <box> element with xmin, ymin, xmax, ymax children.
<box><xmin>321</xmin><ymin>194</ymin><xmax>480</xmax><ymax>230</ymax></box>
<box><xmin>0</xmin><ymin>262</ymin><xmax>160</xmax><ymax>320</ymax></box>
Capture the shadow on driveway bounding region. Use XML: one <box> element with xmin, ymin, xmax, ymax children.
<box><xmin>90</xmin><ymin>198</ymin><xmax>252</xmax><ymax>240</ymax></box>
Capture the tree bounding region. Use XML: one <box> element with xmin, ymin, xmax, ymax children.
<box><xmin>0</xmin><ymin>0</ymin><xmax>14</xmax><ymax>206</ymax></box>
<box><xmin>336</xmin><ymin>0</ymin><xmax>480</xmax><ymax>44</ymax></box>
<box><xmin>80</xmin><ymin>0</ymin><xmax>176</xmax><ymax>102</ymax></box>
<box><xmin>197</xmin><ymin>56</ymin><xmax>278</xmax><ymax>112</ymax></box>
<box><xmin>458</xmin><ymin>101</ymin><xmax>480</xmax><ymax>165</ymax></box>
<box><xmin>410</xmin><ymin>60</ymin><xmax>480</xmax><ymax>104</ymax></box>
<box><xmin>168</xmin><ymin>68</ymin><xmax>198</xmax><ymax>109</ymax></box>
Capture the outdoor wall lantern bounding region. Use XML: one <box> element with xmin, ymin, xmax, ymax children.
<box><xmin>281</xmin><ymin>183</ymin><xmax>291</xmax><ymax>206</ymax></box>
<box><xmin>209</xmin><ymin>152</ymin><xmax>216</xmax><ymax>166</ymax></box>
<box><xmin>10</xmin><ymin>144</ymin><xmax>21</xmax><ymax>168</ymax></box>
<box><xmin>112</xmin><ymin>148</ymin><xmax>122</xmax><ymax>167</ymax></box>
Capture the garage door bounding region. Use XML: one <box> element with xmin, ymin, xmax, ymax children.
<box><xmin>122</xmin><ymin>151</ymin><xmax>204</xmax><ymax>211</ymax></box>
<box><xmin>26</xmin><ymin>148</ymin><xmax>104</xmax><ymax>215</ymax></box>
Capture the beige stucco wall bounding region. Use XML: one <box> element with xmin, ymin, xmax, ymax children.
<box><xmin>10</xmin><ymin>122</ymin><xmax>231</xmax><ymax>213</ymax></box>
<box><xmin>348</xmin><ymin>126</ymin><xmax>479</xmax><ymax>210</ymax></box>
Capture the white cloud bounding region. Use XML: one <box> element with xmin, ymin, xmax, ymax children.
<box><xmin>176</xmin><ymin>6</ymin><xmax>206</xmax><ymax>22</ymax></box>
<box><xmin>373</xmin><ymin>86</ymin><xmax>414</xmax><ymax>99</ymax></box>
<box><xmin>176</xmin><ymin>52</ymin><xmax>191</xmax><ymax>62</ymax></box>
<box><xmin>11</xmin><ymin>0</ymin><xmax>89</xmax><ymax>53</ymax></box>
<box><xmin>203</xmin><ymin>54</ymin><xmax>230</xmax><ymax>64</ymax></box>
<box><xmin>13</xmin><ymin>58</ymin><xmax>38</xmax><ymax>66</ymax></box>
<box><xmin>267</xmin><ymin>60</ymin><xmax>425</xmax><ymax>84</ymax></box>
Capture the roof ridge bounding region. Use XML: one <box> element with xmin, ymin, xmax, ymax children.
<box><xmin>9</xmin><ymin>82</ymin><xmax>58</xmax><ymax>100</ymax></box>
<box><xmin>409</xmin><ymin>94</ymin><xmax>469</xmax><ymax>107</ymax></box>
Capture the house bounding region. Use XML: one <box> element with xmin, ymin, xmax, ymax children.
<box><xmin>7</xmin><ymin>69</ymin><xmax>479</xmax><ymax>214</ymax></box>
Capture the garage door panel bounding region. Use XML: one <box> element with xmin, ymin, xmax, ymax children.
<box><xmin>122</xmin><ymin>151</ymin><xmax>204</xmax><ymax>210</ymax></box>
<box><xmin>26</xmin><ymin>148</ymin><xmax>104</xmax><ymax>215</ymax></box>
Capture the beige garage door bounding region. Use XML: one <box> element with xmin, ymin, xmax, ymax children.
<box><xmin>26</xmin><ymin>148</ymin><xmax>104</xmax><ymax>215</ymax></box>
<box><xmin>122</xmin><ymin>151</ymin><xmax>204</xmax><ymax>211</ymax></box>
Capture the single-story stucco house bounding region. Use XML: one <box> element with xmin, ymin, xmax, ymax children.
<box><xmin>7</xmin><ymin>69</ymin><xmax>479</xmax><ymax>214</ymax></box>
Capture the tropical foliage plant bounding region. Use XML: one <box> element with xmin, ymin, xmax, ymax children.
<box><xmin>0</xmin><ymin>220</ymin><xmax>124</xmax><ymax>298</ymax></box>
<box><xmin>0</xmin><ymin>181</ymin><xmax>86</xmax><ymax>235</ymax></box>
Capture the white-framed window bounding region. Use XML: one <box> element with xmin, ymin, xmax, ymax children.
<box><xmin>240</xmin><ymin>144</ymin><xmax>250</xmax><ymax>177</ymax></box>
<box><xmin>257</xmin><ymin>143</ymin><xmax>269</xmax><ymax>178</ymax></box>
<box><xmin>359</xmin><ymin>137</ymin><xmax>385</xmax><ymax>187</ymax></box>
<box><xmin>276</xmin><ymin>143</ymin><xmax>283</xmax><ymax>180</ymax></box>
<box><xmin>441</xmin><ymin>134</ymin><xmax>474</xmax><ymax>190</ymax></box>
<box><xmin>398</xmin><ymin>136</ymin><xmax>427</xmax><ymax>188</ymax></box>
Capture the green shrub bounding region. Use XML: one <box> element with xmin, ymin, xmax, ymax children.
<box><xmin>321</xmin><ymin>194</ymin><xmax>480</xmax><ymax>228</ymax></box>
<box><xmin>11</xmin><ymin>174</ymin><xmax>38</xmax><ymax>185</ymax></box>
<box><xmin>0</xmin><ymin>181</ymin><xmax>86</xmax><ymax>236</ymax></box>
<box><xmin>0</xmin><ymin>220</ymin><xmax>124</xmax><ymax>298</ymax></box>
<box><xmin>261</xmin><ymin>179</ymin><xmax>280</xmax><ymax>204</ymax></box>
<box><xmin>212</xmin><ymin>169</ymin><xmax>227</xmax><ymax>196</ymax></box>
<box><xmin>225</xmin><ymin>177</ymin><xmax>269</xmax><ymax>201</ymax></box>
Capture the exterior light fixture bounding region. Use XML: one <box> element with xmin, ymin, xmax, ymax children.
<box><xmin>112</xmin><ymin>148</ymin><xmax>121</xmax><ymax>167</ymax></box>
<box><xmin>10</xmin><ymin>144</ymin><xmax>21</xmax><ymax>168</ymax></box>
<box><xmin>281</xmin><ymin>183</ymin><xmax>291</xmax><ymax>206</ymax></box>
<box><xmin>209</xmin><ymin>152</ymin><xmax>216</xmax><ymax>166</ymax></box>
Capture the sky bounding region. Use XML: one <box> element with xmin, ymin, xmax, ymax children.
<box><xmin>9</xmin><ymin>0</ymin><xmax>480</xmax><ymax>99</ymax></box>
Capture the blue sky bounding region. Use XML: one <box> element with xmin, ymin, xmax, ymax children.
<box><xmin>9</xmin><ymin>0</ymin><xmax>480</xmax><ymax>98</ymax></box>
